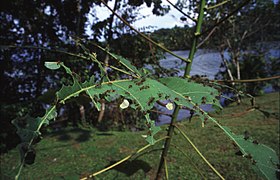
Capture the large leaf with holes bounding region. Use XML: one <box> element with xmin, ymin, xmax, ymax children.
<box><xmin>159</xmin><ymin>77</ymin><xmax>222</xmax><ymax>109</ymax></box>
<box><xmin>55</xmin><ymin>77</ymin><xmax>210</xmax><ymax>144</ymax></box>
<box><xmin>222</xmin><ymin>126</ymin><xmax>279</xmax><ymax>180</ymax></box>
<box><xmin>45</xmin><ymin>62</ymin><xmax>221</xmax><ymax>144</ymax></box>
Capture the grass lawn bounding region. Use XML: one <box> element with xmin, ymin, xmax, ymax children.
<box><xmin>1</xmin><ymin>92</ymin><xmax>279</xmax><ymax>180</ymax></box>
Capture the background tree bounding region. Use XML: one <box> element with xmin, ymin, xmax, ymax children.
<box><xmin>0</xmin><ymin>0</ymin><xmax>171</xmax><ymax>152</ymax></box>
<box><xmin>202</xmin><ymin>0</ymin><xmax>279</xmax><ymax>81</ymax></box>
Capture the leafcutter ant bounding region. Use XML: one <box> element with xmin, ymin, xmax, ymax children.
<box><xmin>147</xmin><ymin>97</ymin><xmax>155</xmax><ymax>106</ymax></box>
<box><xmin>244</xmin><ymin>153</ymin><xmax>252</xmax><ymax>159</ymax></box>
<box><xmin>244</xmin><ymin>130</ymin><xmax>250</xmax><ymax>140</ymax></box>
<box><xmin>140</xmin><ymin>86</ymin><xmax>145</xmax><ymax>91</ymax></box>
<box><xmin>252</xmin><ymin>140</ymin><xmax>259</xmax><ymax>145</ymax></box>
<box><xmin>204</xmin><ymin>117</ymin><xmax>208</xmax><ymax>124</ymax></box>
<box><xmin>189</xmin><ymin>109</ymin><xmax>195</xmax><ymax>122</ymax></box>
<box><xmin>201</xmin><ymin>96</ymin><xmax>207</xmax><ymax>104</ymax></box>
<box><xmin>135</xmin><ymin>78</ymin><xmax>146</xmax><ymax>86</ymax></box>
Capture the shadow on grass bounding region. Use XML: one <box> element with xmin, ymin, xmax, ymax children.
<box><xmin>108</xmin><ymin>159</ymin><xmax>152</xmax><ymax>176</ymax></box>
<box><xmin>47</xmin><ymin>128</ymin><xmax>92</xmax><ymax>143</ymax></box>
<box><xmin>96</xmin><ymin>132</ymin><xmax>114</xmax><ymax>136</ymax></box>
<box><xmin>37</xmin><ymin>143</ymin><xmax>76</xmax><ymax>151</ymax></box>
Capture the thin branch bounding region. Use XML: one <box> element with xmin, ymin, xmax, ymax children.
<box><xmin>171</xmin><ymin>144</ymin><xmax>207</xmax><ymax>180</ymax></box>
<box><xmin>100</xmin><ymin>0</ymin><xmax>190</xmax><ymax>64</ymax></box>
<box><xmin>200</xmin><ymin>0</ymin><xmax>251</xmax><ymax>36</ymax></box>
<box><xmin>174</xmin><ymin>124</ymin><xmax>225</xmax><ymax>180</ymax></box>
<box><xmin>0</xmin><ymin>45</ymin><xmax>87</xmax><ymax>59</ymax></box>
<box><xmin>196</xmin><ymin>26</ymin><xmax>217</xmax><ymax>48</ymax></box>
<box><xmin>80</xmin><ymin>136</ymin><xmax>169</xmax><ymax>180</ymax></box>
<box><xmin>164</xmin><ymin>157</ymin><xmax>169</xmax><ymax>180</ymax></box>
<box><xmin>149</xmin><ymin>109</ymin><xmax>172</xmax><ymax>117</ymax></box>
<box><xmin>244</xmin><ymin>20</ymin><xmax>271</xmax><ymax>40</ymax></box>
<box><xmin>210</xmin><ymin>108</ymin><xmax>255</xmax><ymax>118</ymax></box>
<box><xmin>205</xmin><ymin>0</ymin><xmax>230</xmax><ymax>10</ymax></box>
<box><xmin>218</xmin><ymin>49</ymin><xmax>235</xmax><ymax>85</ymax></box>
<box><xmin>166</xmin><ymin>0</ymin><xmax>196</xmax><ymax>22</ymax></box>
<box><xmin>214</xmin><ymin>75</ymin><xmax>280</xmax><ymax>83</ymax></box>
<box><xmin>1</xmin><ymin>45</ymin><xmax>139</xmax><ymax>78</ymax></box>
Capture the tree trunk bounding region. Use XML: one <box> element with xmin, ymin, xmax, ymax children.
<box><xmin>236</xmin><ymin>59</ymin><xmax>241</xmax><ymax>80</ymax></box>
<box><xmin>97</xmin><ymin>99</ymin><xmax>106</xmax><ymax>123</ymax></box>
<box><xmin>220</xmin><ymin>50</ymin><xmax>235</xmax><ymax>85</ymax></box>
<box><xmin>97</xmin><ymin>0</ymin><xmax>119</xmax><ymax>123</ymax></box>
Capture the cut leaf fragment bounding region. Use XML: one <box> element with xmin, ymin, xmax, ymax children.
<box><xmin>166</xmin><ymin>102</ymin><xmax>174</xmax><ymax>110</ymax></box>
<box><xmin>44</xmin><ymin>62</ymin><xmax>61</xmax><ymax>70</ymax></box>
<box><xmin>120</xmin><ymin>99</ymin><xmax>130</xmax><ymax>109</ymax></box>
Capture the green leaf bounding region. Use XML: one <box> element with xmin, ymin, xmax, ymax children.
<box><xmin>110</xmin><ymin>53</ymin><xmax>142</xmax><ymax>77</ymax></box>
<box><xmin>222</xmin><ymin>126</ymin><xmax>279</xmax><ymax>180</ymax></box>
<box><xmin>159</xmin><ymin>77</ymin><xmax>222</xmax><ymax>109</ymax></box>
<box><xmin>45</xmin><ymin>64</ymin><xmax>221</xmax><ymax>144</ymax></box>
<box><xmin>44</xmin><ymin>62</ymin><xmax>61</xmax><ymax>70</ymax></box>
<box><xmin>145</xmin><ymin>135</ymin><xmax>156</xmax><ymax>145</ymax></box>
<box><xmin>55</xmin><ymin>76</ymin><xmax>221</xmax><ymax>144</ymax></box>
<box><xmin>12</xmin><ymin>107</ymin><xmax>57</xmax><ymax>143</ymax></box>
<box><xmin>56</xmin><ymin>80</ymin><xmax>81</xmax><ymax>103</ymax></box>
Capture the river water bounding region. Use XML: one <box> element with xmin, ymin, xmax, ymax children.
<box><xmin>156</xmin><ymin>48</ymin><xmax>279</xmax><ymax>125</ymax></box>
<box><xmin>160</xmin><ymin>49</ymin><xmax>227</xmax><ymax>79</ymax></box>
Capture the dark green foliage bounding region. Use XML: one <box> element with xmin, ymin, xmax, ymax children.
<box><xmin>217</xmin><ymin>51</ymin><xmax>280</xmax><ymax>95</ymax></box>
<box><xmin>151</xmin><ymin>26</ymin><xmax>192</xmax><ymax>51</ymax></box>
<box><xmin>0</xmin><ymin>0</ymin><xmax>170</xmax><ymax>151</ymax></box>
<box><xmin>12</xmin><ymin>107</ymin><xmax>57</xmax><ymax>143</ymax></box>
<box><xmin>239</xmin><ymin>52</ymin><xmax>270</xmax><ymax>95</ymax></box>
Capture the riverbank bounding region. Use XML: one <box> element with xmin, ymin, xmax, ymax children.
<box><xmin>1</xmin><ymin>92</ymin><xmax>279</xmax><ymax>179</ymax></box>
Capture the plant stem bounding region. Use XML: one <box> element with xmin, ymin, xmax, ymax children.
<box><xmin>155</xmin><ymin>0</ymin><xmax>206</xmax><ymax>179</ymax></box>
<box><xmin>171</xmin><ymin>144</ymin><xmax>207</xmax><ymax>179</ymax></box>
<box><xmin>184</xmin><ymin>0</ymin><xmax>207</xmax><ymax>77</ymax></box>
<box><xmin>174</xmin><ymin>125</ymin><xmax>225</xmax><ymax>180</ymax></box>
<box><xmin>155</xmin><ymin>106</ymin><xmax>180</xmax><ymax>179</ymax></box>
<box><xmin>80</xmin><ymin>136</ymin><xmax>168</xmax><ymax>180</ymax></box>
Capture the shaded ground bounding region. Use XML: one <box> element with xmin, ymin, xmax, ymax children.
<box><xmin>0</xmin><ymin>92</ymin><xmax>279</xmax><ymax>179</ymax></box>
